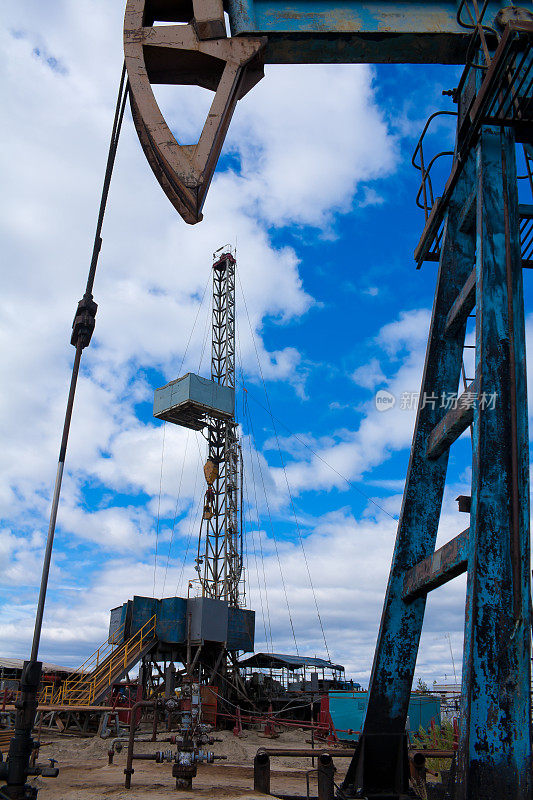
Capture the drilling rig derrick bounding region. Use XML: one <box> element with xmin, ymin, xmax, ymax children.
<box><xmin>196</xmin><ymin>251</ymin><xmax>243</xmax><ymax>608</ymax></box>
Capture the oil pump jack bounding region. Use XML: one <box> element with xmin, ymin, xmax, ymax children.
<box><xmin>4</xmin><ymin>0</ymin><xmax>533</xmax><ymax>796</ymax></box>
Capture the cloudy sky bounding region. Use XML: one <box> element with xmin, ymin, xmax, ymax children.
<box><xmin>1</xmin><ymin>1</ymin><xmax>531</xmax><ymax>689</ymax></box>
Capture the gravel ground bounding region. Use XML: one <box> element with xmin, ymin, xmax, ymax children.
<box><xmin>30</xmin><ymin>726</ymin><xmax>346</xmax><ymax>799</ymax></box>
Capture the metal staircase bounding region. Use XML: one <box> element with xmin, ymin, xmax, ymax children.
<box><xmin>40</xmin><ymin>615</ymin><xmax>157</xmax><ymax>706</ymax></box>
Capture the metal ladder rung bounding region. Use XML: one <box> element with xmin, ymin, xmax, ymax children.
<box><xmin>426</xmin><ymin>380</ymin><xmax>477</xmax><ymax>460</ymax></box>
<box><xmin>445</xmin><ymin>267</ymin><xmax>476</xmax><ymax>337</ymax></box>
<box><xmin>403</xmin><ymin>528</ymin><xmax>469</xmax><ymax>600</ymax></box>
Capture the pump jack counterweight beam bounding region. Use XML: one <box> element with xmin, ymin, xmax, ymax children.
<box><xmin>123</xmin><ymin>0</ymin><xmax>482</xmax><ymax>227</ymax></box>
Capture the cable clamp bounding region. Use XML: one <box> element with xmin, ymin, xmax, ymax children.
<box><xmin>71</xmin><ymin>293</ymin><xmax>98</xmax><ymax>348</ymax></box>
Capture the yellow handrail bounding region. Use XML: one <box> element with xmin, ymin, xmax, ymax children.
<box><xmin>75</xmin><ymin>622</ymin><xmax>126</xmax><ymax>676</ymax></box>
<box><xmin>50</xmin><ymin>623</ymin><xmax>127</xmax><ymax>703</ymax></box>
<box><xmin>54</xmin><ymin>622</ymin><xmax>128</xmax><ymax>701</ymax></box>
<box><xmin>55</xmin><ymin>615</ymin><xmax>157</xmax><ymax>706</ymax></box>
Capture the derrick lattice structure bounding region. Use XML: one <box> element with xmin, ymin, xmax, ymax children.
<box><xmin>197</xmin><ymin>251</ymin><xmax>243</xmax><ymax>607</ymax></box>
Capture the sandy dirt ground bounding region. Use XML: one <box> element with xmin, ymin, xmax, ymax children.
<box><xmin>31</xmin><ymin>727</ymin><xmax>349</xmax><ymax>799</ymax></box>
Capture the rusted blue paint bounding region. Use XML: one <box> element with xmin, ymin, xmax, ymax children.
<box><xmin>227</xmin><ymin>606</ymin><xmax>255</xmax><ymax>651</ymax></box>
<box><xmin>342</xmin><ymin>153</ymin><xmax>476</xmax><ymax>794</ymax></box>
<box><xmin>426</xmin><ymin>380</ymin><xmax>476</xmax><ymax>459</ymax></box>
<box><xmin>130</xmin><ymin>595</ymin><xmax>158</xmax><ymax>634</ymax></box>
<box><xmin>227</xmin><ymin>0</ymin><xmax>507</xmax><ymax>63</ymax></box>
<box><xmin>456</xmin><ymin>125</ymin><xmax>532</xmax><ymax>799</ymax></box>
<box><xmin>445</xmin><ymin>267</ymin><xmax>476</xmax><ymax>336</ymax></box>
<box><xmin>156</xmin><ymin>596</ymin><xmax>187</xmax><ymax>644</ymax></box>
<box><xmin>343</xmin><ymin>124</ymin><xmax>532</xmax><ymax>797</ymax></box>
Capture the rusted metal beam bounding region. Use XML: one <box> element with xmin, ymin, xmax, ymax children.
<box><xmin>257</xmin><ymin>748</ymin><xmax>355</xmax><ymax>757</ymax></box>
<box><xmin>227</xmin><ymin>0</ymin><xmax>473</xmax><ymax>64</ymax></box>
<box><xmin>341</xmin><ymin>151</ymin><xmax>475</xmax><ymax>799</ymax></box>
<box><xmin>426</xmin><ymin>381</ymin><xmax>477</xmax><ymax>460</ymax></box>
<box><xmin>403</xmin><ymin>529</ymin><xmax>469</xmax><ymax>601</ymax></box>
<box><xmin>445</xmin><ymin>268</ymin><xmax>476</xmax><ymax>337</ymax></box>
<box><xmin>411</xmin><ymin>749</ymin><xmax>455</xmax><ymax>759</ymax></box>
<box><xmin>456</xmin><ymin>125</ymin><xmax>532</xmax><ymax>800</ymax></box>
<box><xmin>414</xmin><ymin>197</ymin><xmax>445</xmax><ymax>267</ymax></box>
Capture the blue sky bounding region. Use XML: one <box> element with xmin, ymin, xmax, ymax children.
<box><xmin>1</xmin><ymin>1</ymin><xmax>532</xmax><ymax>688</ymax></box>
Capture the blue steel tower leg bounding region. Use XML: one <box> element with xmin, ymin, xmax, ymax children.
<box><xmin>456</xmin><ymin>125</ymin><xmax>531</xmax><ymax>799</ymax></box>
<box><xmin>342</xmin><ymin>124</ymin><xmax>532</xmax><ymax>797</ymax></box>
<box><xmin>341</xmin><ymin>150</ymin><xmax>476</xmax><ymax>796</ymax></box>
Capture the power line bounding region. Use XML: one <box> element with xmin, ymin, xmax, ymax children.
<box><xmin>236</xmin><ymin>377</ymin><xmax>397</xmax><ymax>522</ymax></box>
<box><xmin>235</xmin><ymin>302</ymin><xmax>296</xmax><ymax>653</ymax></box>
<box><xmin>161</xmin><ymin>429</ymin><xmax>190</xmax><ymax>597</ymax></box>
<box><xmin>244</xmin><ymin>394</ymin><xmax>300</xmax><ymax>655</ymax></box>
<box><xmin>242</xmin><ymin>470</ymin><xmax>272</xmax><ymax>653</ymax></box>
<box><xmin>242</xmin><ymin>404</ymin><xmax>275</xmax><ymax>653</ymax></box>
<box><xmin>232</xmin><ymin>264</ymin><xmax>396</xmax><ymax>522</ymax></box>
<box><xmin>236</xmin><ymin>336</ymin><xmax>272</xmax><ymax>651</ymax></box>
<box><xmin>174</xmin><ymin>435</ymin><xmax>204</xmax><ymax>596</ymax></box>
<box><xmin>180</xmin><ymin>269</ymin><xmax>213</xmax><ymax>377</ymax></box>
<box><xmin>236</xmin><ymin>270</ymin><xmax>331</xmax><ymax>658</ymax></box>
<box><xmin>153</xmin><ymin>422</ymin><xmax>167</xmax><ymax>596</ymax></box>
<box><xmin>154</xmin><ymin>268</ymin><xmax>211</xmax><ymax>597</ymax></box>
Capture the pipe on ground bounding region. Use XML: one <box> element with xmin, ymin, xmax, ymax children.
<box><xmin>257</xmin><ymin>748</ymin><xmax>354</xmax><ymax>758</ymax></box>
<box><xmin>124</xmin><ymin>700</ymin><xmax>156</xmax><ymax>789</ymax></box>
<box><xmin>317</xmin><ymin>753</ymin><xmax>335</xmax><ymax>800</ymax></box>
<box><xmin>254</xmin><ymin>751</ymin><xmax>270</xmax><ymax>794</ymax></box>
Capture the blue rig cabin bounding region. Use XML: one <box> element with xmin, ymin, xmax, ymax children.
<box><xmin>109</xmin><ymin>594</ymin><xmax>255</xmax><ymax>662</ymax></box>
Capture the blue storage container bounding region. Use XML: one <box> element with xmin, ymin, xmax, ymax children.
<box><xmin>329</xmin><ymin>690</ymin><xmax>441</xmax><ymax>741</ymax></box>
<box><xmin>130</xmin><ymin>595</ymin><xmax>158</xmax><ymax>635</ymax></box>
<box><xmin>156</xmin><ymin>597</ymin><xmax>188</xmax><ymax>644</ymax></box>
<box><xmin>109</xmin><ymin>596</ymin><xmax>254</xmax><ymax>652</ymax></box>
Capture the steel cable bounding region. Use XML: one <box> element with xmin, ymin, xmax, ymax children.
<box><xmin>236</xmin><ymin>268</ymin><xmax>330</xmax><ymax>660</ymax></box>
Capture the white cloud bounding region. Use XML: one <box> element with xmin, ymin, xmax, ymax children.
<box><xmin>352</xmin><ymin>357</ymin><xmax>385</xmax><ymax>390</ymax></box>
<box><xmin>270</xmin><ymin>309</ymin><xmax>431</xmax><ymax>495</ymax></box>
<box><xmin>377</xmin><ymin>307</ymin><xmax>431</xmax><ymax>357</ymax></box>
<box><xmin>0</xmin><ymin>0</ymin><xmax>398</xmax><ymax>541</ymax></box>
<box><xmin>2</xmin><ymin>1</ymin><xmax>476</xmax><ymax>694</ymax></box>
<box><xmin>229</xmin><ymin>63</ymin><xmax>397</xmax><ymax>228</ymax></box>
